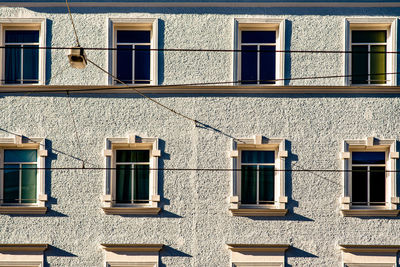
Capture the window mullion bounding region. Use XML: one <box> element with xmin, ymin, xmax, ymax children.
<box><xmin>132</xmin><ymin>44</ymin><xmax>135</xmax><ymax>84</ymax></box>
<box><xmin>368</xmin><ymin>44</ymin><xmax>371</xmax><ymax>85</ymax></box>
<box><xmin>131</xmin><ymin>163</ymin><xmax>135</xmax><ymax>204</ymax></box>
<box><xmin>257</xmin><ymin>44</ymin><xmax>260</xmax><ymax>84</ymax></box>
<box><xmin>256</xmin><ymin>164</ymin><xmax>259</xmax><ymax>205</ymax></box>
<box><xmin>367</xmin><ymin>165</ymin><xmax>370</xmax><ymax>206</ymax></box>
<box><xmin>20</xmin><ymin>44</ymin><xmax>24</xmax><ymax>84</ymax></box>
<box><xmin>19</xmin><ymin>163</ymin><xmax>22</xmax><ymax>204</ymax></box>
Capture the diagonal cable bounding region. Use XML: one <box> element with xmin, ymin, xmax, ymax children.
<box><xmin>65</xmin><ymin>0</ymin><xmax>80</xmax><ymax>47</ymax></box>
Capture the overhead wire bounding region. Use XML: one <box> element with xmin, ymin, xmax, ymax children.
<box><xmin>0</xmin><ymin>45</ymin><xmax>399</xmax><ymax>54</ymax></box>
<box><xmin>65</xmin><ymin>0</ymin><xmax>80</xmax><ymax>47</ymax></box>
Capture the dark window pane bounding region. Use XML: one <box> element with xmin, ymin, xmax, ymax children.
<box><xmin>4</xmin><ymin>164</ymin><xmax>19</xmax><ymax>203</ymax></box>
<box><xmin>242</xmin><ymin>31</ymin><xmax>275</xmax><ymax>43</ymax></box>
<box><xmin>116</xmin><ymin>165</ymin><xmax>132</xmax><ymax>203</ymax></box>
<box><xmin>370</xmin><ymin>45</ymin><xmax>386</xmax><ymax>84</ymax></box>
<box><xmin>21</xmin><ymin>164</ymin><xmax>37</xmax><ymax>203</ymax></box>
<box><xmin>134</xmin><ymin>165</ymin><xmax>150</xmax><ymax>203</ymax></box>
<box><xmin>259</xmin><ymin>165</ymin><xmax>274</xmax><ymax>203</ymax></box>
<box><xmin>134</xmin><ymin>45</ymin><xmax>150</xmax><ymax>83</ymax></box>
<box><xmin>242</xmin><ymin>151</ymin><xmax>274</xmax><ymax>164</ymax></box>
<box><xmin>117</xmin><ymin>31</ymin><xmax>150</xmax><ymax>43</ymax></box>
<box><xmin>117</xmin><ymin>45</ymin><xmax>132</xmax><ymax>83</ymax></box>
<box><xmin>241</xmin><ymin>45</ymin><xmax>257</xmax><ymax>84</ymax></box>
<box><xmin>23</xmin><ymin>45</ymin><xmax>39</xmax><ymax>82</ymax></box>
<box><xmin>370</xmin><ymin>166</ymin><xmax>385</xmax><ymax>205</ymax></box>
<box><xmin>5</xmin><ymin>30</ymin><xmax>39</xmax><ymax>43</ymax></box>
<box><xmin>352</xmin><ymin>152</ymin><xmax>385</xmax><ymax>164</ymax></box>
<box><xmin>241</xmin><ymin>165</ymin><xmax>257</xmax><ymax>204</ymax></box>
<box><xmin>352</xmin><ymin>166</ymin><xmax>368</xmax><ymax>205</ymax></box>
<box><xmin>351</xmin><ymin>45</ymin><xmax>368</xmax><ymax>84</ymax></box>
<box><xmin>116</xmin><ymin>150</ymin><xmax>149</xmax><ymax>163</ymax></box>
<box><xmin>352</xmin><ymin>30</ymin><xmax>386</xmax><ymax>43</ymax></box>
<box><xmin>5</xmin><ymin>150</ymin><xmax>37</xmax><ymax>163</ymax></box>
<box><xmin>260</xmin><ymin>45</ymin><xmax>275</xmax><ymax>84</ymax></box>
<box><xmin>5</xmin><ymin>45</ymin><xmax>21</xmax><ymax>84</ymax></box>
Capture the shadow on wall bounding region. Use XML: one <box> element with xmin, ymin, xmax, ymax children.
<box><xmin>285</xmin><ymin>247</ymin><xmax>318</xmax><ymax>267</ymax></box>
<box><xmin>284</xmin><ymin>20</ymin><xmax>292</xmax><ymax>86</ymax></box>
<box><xmin>44</xmin><ymin>245</ymin><xmax>77</xmax><ymax>267</ymax></box>
<box><xmin>158</xmin><ymin>19</ymin><xmax>165</xmax><ymax>85</ymax></box>
<box><xmin>159</xmin><ymin>246</ymin><xmax>192</xmax><ymax>267</ymax></box>
<box><xmin>45</xmin><ymin>19</ymin><xmax>53</xmax><ymax>84</ymax></box>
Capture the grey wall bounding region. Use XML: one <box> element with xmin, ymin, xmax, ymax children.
<box><xmin>0</xmin><ymin>4</ymin><xmax>400</xmax><ymax>267</ymax></box>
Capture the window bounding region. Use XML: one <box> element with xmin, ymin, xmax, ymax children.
<box><xmin>228</xmin><ymin>244</ymin><xmax>289</xmax><ymax>267</ymax></box>
<box><xmin>102</xmin><ymin>135</ymin><xmax>161</xmax><ymax>215</ymax></box>
<box><xmin>0</xmin><ymin>18</ymin><xmax>46</xmax><ymax>85</ymax></box>
<box><xmin>230</xmin><ymin>135</ymin><xmax>288</xmax><ymax>216</ymax></box>
<box><xmin>102</xmin><ymin>244</ymin><xmax>163</xmax><ymax>267</ymax></box>
<box><xmin>240</xmin><ymin>150</ymin><xmax>275</xmax><ymax>205</ymax></box>
<box><xmin>0</xmin><ymin>243</ymin><xmax>48</xmax><ymax>267</ymax></box>
<box><xmin>0</xmin><ymin>136</ymin><xmax>47</xmax><ymax>214</ymax></box>
<box><xmin>110</xmin><ymin>18</ymin><xmax>158</xmax><ymax>85</ymax></box>
<box><xmin>235</xmin><ymin>19</ymin><xmax>285</xmax><ymax>85</ymax></box>
<box><xmin>341</xmin><ymin>245</ymin><xmax>400</xmax><ymax>267</ymax></box>
<box><xmin>345</xmin><ymin>18</ymin><xmax>397</xmax><ymax>86</ymax></box>
<box><xmin>340</xmin><ymin>137</ymin><xmax>399</xmax><ymax>216</ymax></box>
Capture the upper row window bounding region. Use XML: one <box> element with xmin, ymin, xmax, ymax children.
<box><xmin>0</xmin><ymin>18</ymin><xmax>397</xmax><ymax>86</ymax></box>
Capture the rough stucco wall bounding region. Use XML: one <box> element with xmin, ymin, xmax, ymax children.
<box><xmin>0</xmin><ymin>5</ymin><xmax>399</xmax><ymax>267</ymax></box>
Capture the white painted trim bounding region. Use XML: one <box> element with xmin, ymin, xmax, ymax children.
<box><xmin>234</xmin><ymin>18</ymin><xmax>285</xmax><ymax>86</ymax></box>
<box><xmin>341</xmin><ymin>138</ymin><xmax>398</xmax><ymax>214</ymax></box>
<box><xmin>103</xmin><ymin>136</ymin><xmax>160</xmax><ymax>212</ymax></box>
<box><xmin>2</xmin><ymin>2</ymin><xmax>400</xmax><ymax>8</ymax></box>
<box><xmin>231</xmin><ymin>136</ymin><xmax>287</xmax><ymax>211</ymax></box>
<box><xmin>108</xmin><ymin>18</ymin><xmax>158</xmax><ymax>86</ymax></box>
<box><xmin>0</xmin><ymin>137</ymin><xmax>47</xmax><ymax>208</ymax></box>
<box><xmin>0</xmin><ymin>261</ymin><xmax>42</xmax><ymax>267</ymax></box>
<box><xmin>0</xmin><ymin>18</ymin><xmax>46</xmax><ymax>85</ymax></box>
<box><xmin>345</xmin><ymin>17</ymin><xmax>398</xmax><ymax>86</ymax></box>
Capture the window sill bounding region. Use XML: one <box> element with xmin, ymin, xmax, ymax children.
<box><xmin>230</xmin><ymin>208</ymin><xmax>288</xmax><ymax>217</ymax></box>
<box><xmin>0</xmin><ymin>206</ymin><xmax>47</xmax><ymax>215</ymax></box>
<box><xmin>341</xmin><ymin>209</ymin><xmax>399</xmax><ymax>217</ymax></box>
<box><xmin>102</xmin><ymin>207</ymin><xmax>161</xmax><ymax>215</ymax></box>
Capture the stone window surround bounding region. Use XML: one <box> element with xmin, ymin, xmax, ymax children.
<box><xmin>229</xmin><ymin>135</ymin><xmax>288</xmax><ymax>216</ymax></box>
<box><xmin>108</xmin><ymin>18</ymin><xmax>158</xmax><ymax>86</ymax></box>
<box><xmin>344</xmin><ymin>17</ymin><xmax>398</xmax><ymax>86</ymax></box>
<box><xmin>102</xmin><ymin>244</ymin><xmax>163</xmax><ymax>267</ymax></box>
<box><xmin>340</xmin><ymin>137</ymin><xmax>399</xmax><ymax>217</ymax></box>
<box><xmin>0</xmin><ymin>135</ymin><xmax>47</xmax><ymax>214</ymax></box>
<box><xmin>340</xmin><ymin>245</ymin><xmax>400</xmax><ymax>267</ymax></box>
<box><xmin>102</xmin><ymin>135</ymin><xmax>161</xmax><ymax>215</ymax></box>
<box><xmin>0</xmin><ymin>18</ymin><xmax>46</xmax><ymax>86</ymax></box>
<box><xmin>228</xmin><ymin>244</ymin><xmax>290</xmax><ymax>267</ymax></box>
<box><xmin>234</xmin><ymin>18</ymin><xmax>285</xmax><ymax>86</ymax></box>
<box><xmin>0</xmin><ymin>244</ymin><xmax>48</xmax><ymax>267</ymax></box>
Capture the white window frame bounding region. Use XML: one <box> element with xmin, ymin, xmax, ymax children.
<box><xmin>340</xmin><ymin>245</ymin><xmax>400</xmax><ymax>267</ymax></box>
<box><xmin>234</xmin><ymin>18</ymin><xmax>285</xmax><ymax>86</ymax></box>
<box><xmin>0</xmin><ymin>18</ymin><xmax>46</xmax><ymax>85</ymax></box>
<box><xmin>344</xmin><ymin>18</ymin><xmax>397</xmax><ymax>86</ymax></box>
<box><xmin>102</xmin><ymin>135</ymin><xmax>161</xmax><ymax>215</ymax></box>
<box><xmin>340</xmin><ymin>137</ymin><xmax>399</xmax><ymax>216</ymax></box>
<box><xmin>0</xmin><ymin>136</ymin><xmax>47</xmax><ymax>214</ymax></box>
<box><xmin>102</xmin><ymin>244</ymin><xmax>162</xmax><ymax>267</ymax></box>
<box><xmin>0</xmin><ymin>244</ymin><xmax>47</xmax><ymax>267</ymax></box>
<box><xmin>229</xmin><ymin>135</ymin><xmax>288</xmax><ymax>216</ymax></box>
<box><xmin>228</xmin><ymin>244</ymin><xmax>289</xmax><ymax>267</ymax></box>
<box><xmin>108</xmin><ymin>18</ymin><xmax>158</xmax><ymax>85</ymax></box>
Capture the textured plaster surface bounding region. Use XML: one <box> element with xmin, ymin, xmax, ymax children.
<box><xmin>0</xmin><ymin>5</ymin><xmax>399</xmax><ymax>267</ymax></box>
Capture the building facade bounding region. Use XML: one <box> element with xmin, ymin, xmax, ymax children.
<box><xmin>0</xmin><ymin>0</ymin><xmax>399</xmax><ymax>266</ymax></box>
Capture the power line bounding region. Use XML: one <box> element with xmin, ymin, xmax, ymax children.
<box><xmin>65</xmin><ymin>0</ymin><xmax>80</xmax><ymax>47</ymax></box>
<box><xmin>1</xmin><ymin>45</ymin><xmax>399</xmax><ymax>54</ymax></box>
<box><xmin>0</xmin><ymin>167</ymin><xmax>396</xmax><ymax>172</ymax></box>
